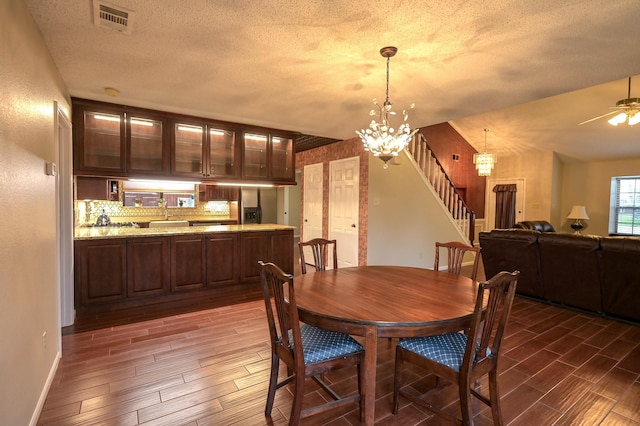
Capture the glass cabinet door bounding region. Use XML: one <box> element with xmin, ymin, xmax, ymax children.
<box><xmin>81</xmin><ymin>110</ymin><xmax>125</xmax><ymax>171</ymax></box>
<box><xmin>209</xmin><ymin>128</ymin><xmax>237</xmax><ymax>178</ymax></box>
<box><xmin>271</xmin><ymin>136</ymin><xmax>293</xmax><ymax>180</ymax></box>
<box><xmin>128</xmin><ymin>116</ymin><xmax>167</xmax><ymax>174</ymax></box>
<box><xmin>173</xmin><ymin>122</ymin><xmax>205</xmax><ymax>176</ymax></box>
<box><xmin>243</xmin><ymin>133</ymin><xmax>268</xmax><ymax>178</ymax></box>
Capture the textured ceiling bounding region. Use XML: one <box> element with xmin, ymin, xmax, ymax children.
<box><xmin>24</xmin><ymin>0</ymin><xmax>640</xmax><ymax>160</ymax></box>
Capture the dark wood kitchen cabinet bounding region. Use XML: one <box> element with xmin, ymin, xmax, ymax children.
<box><xmin>75</xmin><ymin>239</ymin><xmax>126</xmax><ymax>305</ymax></box>
<box><xmin>127</xmin><ymin>237</ymin><xmax>170</xmax><ymax>298</ymax></box>
<box><xmin>74</xmin><ymin>228</ymin><xmax>293</xmax><ymax>311</ymax></box>
<box><xmin>73</xmin><ymin>102</ymin><xmax>125</xmax><ymax>174</ymax></box>
<box><xmin>76</xmin><ymin>176</ymin><xmax>118</xmax><ymax>201</ymax></box>
<box><xmin>171</xmin><ymin>121</ymin><xmax>240</xmax><ymax>180</ymax></box>
<box><xmin>199</xmin><ymin>184</ymin><xmax>239</xmax><ymax>201</ymax></box>
<box><xmin>239</xmin><ymin>230</ymin><xmax>293</xmax><ymax>283</ymax></box>
<box><xmin>73</xmin><ymin>99</ymin><xmax>170</xmax><ymax>177</ymax></box>
<box><xmin>205</xmin><ymin>233</ymin><xmax>239</xmax><ymax>287</ymax></box>
<box><xmin>242</xmin><ymin>131</ymin><xmax>294</xmax><ymax>183</ymax></box>
<box><xmin>126</xmin><ymin>112</ymin><xmax>170</xmax><ymax>175</ymax></box>
<box><xmin>73</xmin><ymin>98</ymin><xmax>296</xmax><ymax>184</ymax></box>
<box><xmin>171</xmin><ymin>235</ymin><xmax>207</xmax><ymax>291</ymax></box>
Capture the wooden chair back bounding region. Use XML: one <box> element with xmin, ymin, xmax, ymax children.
<box><xmin>393</xmin><ymin>270</ymin><xmax>519</xmax><ymax>424</ymax></box>
<box><xmin>465</xmin><ymin>270</ymin><xmax>519</xmax><ymax>376</ymax></box>
<box><xmin>258</xmin><ymin>261</ymin><xmax>364</xmax><ymax>424</ymax></box>
<box><xmin>298</xmin><ymin>238</ymin><xmax>338</xmax><ymax>274</ymax></box>
<box><xmin>259</xmin><ymin>261</ymin><xmax>299</xmax><ymax>369</ymax></box>
<box><xmin>435</xmin><ymin>241</ymin><xmax>481</xmax><ymax>281</ymax></box>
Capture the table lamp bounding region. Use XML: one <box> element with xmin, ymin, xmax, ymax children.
<box><xmin>567</xmin><ymin>205</ymin><xmax>589</xmax><ymax>234</ymax></box>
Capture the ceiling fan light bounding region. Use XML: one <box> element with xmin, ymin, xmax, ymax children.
<box><xmin>628</xmin><ymin>112</ymin><xmax>640</xmax><ymax>125</ymax></box>
<box><xmin>608</xmin><ymin>112</ymin><xmax>627</xmax><ymax>126</ymax></box>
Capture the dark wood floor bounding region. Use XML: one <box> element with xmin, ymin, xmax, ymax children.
<box><xmin>40</xmin><ymin>261</ymin><xmax>640</xmax><ymax>425</ymax></box>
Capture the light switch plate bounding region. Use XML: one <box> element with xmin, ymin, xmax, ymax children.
<box><xmin>46</xmin><ymin>162</ymin><xmax>57</xmax><ymax>176</ymax></box>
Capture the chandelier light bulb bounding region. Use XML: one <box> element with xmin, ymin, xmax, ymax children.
<box><xmin>356</xmin><ymin>47</ymin><xmax>418</xmax><ymax>169</ymax></box>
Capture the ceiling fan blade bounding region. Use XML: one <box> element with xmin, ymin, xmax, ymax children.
<box><xmin>578</xmin><ymin>110</ymin><xmax>619</xmax><ymax>125</ymax></box>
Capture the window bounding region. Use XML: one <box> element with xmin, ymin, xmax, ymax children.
<box><xmin>610</xmin><ymin>176</ymin><xmax>640</xmax><ymax>235</ymax></box>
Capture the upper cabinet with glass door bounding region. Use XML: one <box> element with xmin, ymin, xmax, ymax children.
<box><xmin>127</xmin><ymin>112</ymin><xmax>170</xmax><ymax>175</ymax></box>
<box><xmin>242</xmin><ymin>131</ymin><xmax>294</xmax><ymax>183</ymax></box>
<box><xmin>73</xmin><ymin>98</ymin><xmax>294</xmax><ymax>184</ymax></box>
<box><xmin>171</xmin><ymin>122</ymin><xmax>239</xmax><ymax>180</ymax></box>
<box><xmin>73</xmin><ymin>102</ymin><xmax>126</xmax><ymax>174</ymax></box>
<box><xmin>73</xmin><ymin>99</ymin><xmax>169</xmax><ymax>177</ymax></box>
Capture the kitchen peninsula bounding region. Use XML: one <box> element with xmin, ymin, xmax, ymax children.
<box><xmin>74</xmin><ymin>224</ymin><xmax>294</xmax><ymax>312</ymax></box>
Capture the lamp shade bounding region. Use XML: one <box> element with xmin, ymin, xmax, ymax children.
<box><xmin>567</xmin><ymin>205</ymin><xmax>589</xmax><ymax>220</ymax></box>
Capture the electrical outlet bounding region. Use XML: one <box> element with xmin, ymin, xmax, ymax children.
<box><xmin>42</xmin><ymin>331</ymin><xmax>47</xmax><ymax>349</ymax></box>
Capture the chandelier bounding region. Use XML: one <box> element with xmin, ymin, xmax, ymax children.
<box><xmin>473</xmin><ymin>129</ymin><xmax>496</xmax><ymax>176</ymax></box>
<box><xmin>356</xmin><ymin>46</ymin><xmax>418</xmax><ymax>169</ymax></box>
<box><xmin>608</xmin><ymin>78</ymin><xmax>640</xmax><ymax>126</ymax></box>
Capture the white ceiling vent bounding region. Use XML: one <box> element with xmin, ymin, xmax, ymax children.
<box><xmin>92</xmin><ymin>0</ymin><xmax>135</xmax><ymax>34</ymax></box>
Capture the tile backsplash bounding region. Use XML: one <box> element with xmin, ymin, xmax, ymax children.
<box><xmin>76</xmin><ymin>200</ymin><xmax>236</xmax><ymax>225</ymax></box>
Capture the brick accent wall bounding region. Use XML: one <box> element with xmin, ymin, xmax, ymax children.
<box><xmin>295</xmin><ymin>137</ymin><xmax>369</xmax><ymax>266</ymax></box>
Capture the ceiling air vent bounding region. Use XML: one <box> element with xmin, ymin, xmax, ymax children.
<box><xmin>92</xmin><ymin>0</ymin><xmax>135</xmax><ymax>34</ymax></box>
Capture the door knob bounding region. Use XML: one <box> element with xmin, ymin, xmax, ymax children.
<box><xmin>351</xmin><ymin>224</ymin><xmax>356</xmax><ymax>228</ymax></box>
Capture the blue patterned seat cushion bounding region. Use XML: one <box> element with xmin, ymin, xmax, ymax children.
<box><xmin>398</xmin><ymin>333</ymin><xmax>479</xmax><ymax>371</ymax></box>
<box><xmin>288</xmin><ymin>324</ymin><xmax>363</xmax><ymax>364</ymax></box>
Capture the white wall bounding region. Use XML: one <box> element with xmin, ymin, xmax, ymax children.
<box><xmin>367</xmin><ymin>152</ymin><xmax>467</xmax><ymax>268</ymax></box>
<box><xmin>0</xmin><ymin>1</ymin><xmax>71</xmax><ymax>423</ymax></box>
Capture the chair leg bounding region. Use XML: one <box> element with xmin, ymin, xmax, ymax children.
<box><xmin>289</xmin><ymin>371</ymin><xmax>305</xmax><ymax>425</ymax></box>
<box><xmin>357</xmin><ymin>362</ymin><xmax>365</xmax><ymax>424</ymax></box>
<box><xmin>459</xmin><ymin>380</ymin><xmax>473</xmax><ymax>425</ymax></box>
<box><xmin>265</xmin><ymin>353</ymin><xmax>279</xmax><ymax>416</ymax></box>
<box><xmin>392</xmin><ymin>347</ymin><xmax>403</xmax><ymax>415</ymax></box>
<box><xmin>488</xmin><ymin>369</ymin><xmax>504</xmax><ymax>425</ymax></box>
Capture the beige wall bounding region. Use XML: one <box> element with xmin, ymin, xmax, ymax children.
<box><xmin>367</xmin><ymin>151</ymin><xmax>469</xmax><ymax>267</ymax></box>
<box><xmin>561</xmin><ymin>157</ymin><xmax>640</xmax><ymax>236</ymax></box>
<box><xmin>1</xmin><ymin>1</ymin><xmax>71</xmax><ymax>423</ymax></box>
<box><xmin>490</xmin><ymin>149</ymin><xmax>559</xmax><ymax>226</ymax></box>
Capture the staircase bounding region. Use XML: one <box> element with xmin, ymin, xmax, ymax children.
<box><xmin>406</xmin><ymin>132</ymin><xmax>476</xmax><ymax>244</ymax></box>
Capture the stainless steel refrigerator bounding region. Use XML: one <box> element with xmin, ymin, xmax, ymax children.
<box><xmin>241</xmin><ymin>187</ymin><xmax>278</xmax><ymax>224</ymax></box>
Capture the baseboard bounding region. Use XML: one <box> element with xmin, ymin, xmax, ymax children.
<box><xmin>29</xmin><ymin>350</ymin><xmax>61</xmax><ymax>426</ymax></box>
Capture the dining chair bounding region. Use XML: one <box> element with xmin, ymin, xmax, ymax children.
<box><xmin>298</xmin><ymin>238</ymin><xmax>338</xmax><ymax>274</ymax></box>
<box><xmin>435</xmin><ymin>241</ymin><xmax>481</xmax><ymax>281</ymax></box>
<box><xmin>392</xmin><ymin>270</ymin><xmax>519</xmax><ymax>425</ymax></box>
<box><xmin>258</xmin><ymin>261</ymin><xmax>364</xmax><ymax>425</ymax></box>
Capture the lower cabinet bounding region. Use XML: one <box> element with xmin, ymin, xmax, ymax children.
<box><xmin>240</xmin><ymin>230</ymin><xmax>294</xmax><ymax>282</ymax></box>
<box><xmin>171</xmin><ymin>235</ymin><xmax>206</xmax><ymax>291</ymax></box>
<box><xmin>74</xmin><ymin>228</ymin><xmax>293</xmax><ymax>310</ymax></box>
<box><xmin>76</xmin><ymin>239</ymin><xmax>127</xmax><ymax>305</ymax></box>
<box><xmin>127</xmin><ymin>237</ymin><xmax>170</xmax><ymax>297</ymax></box>
<box><xmin>206</xmin><ymin>233</ymin><xmax>239</xmax><ymax>287</ymax></box>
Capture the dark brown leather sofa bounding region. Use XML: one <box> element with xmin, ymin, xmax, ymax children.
<box><xmin>513</xmin><ymin>220</ymin><xmax>556</xmax><ymax>232</ymax></box>
<box><xmin>478</xmin><ymin>229</ymin><xmax>543</xmax><ymax>298</ymax></box>
<box><xmin>600</xmin><ymin>237</ymin><xmax>640</xmax><ymax>322</ymax></box>
<box><xmin>479</xmin><ymin>229</ymin><xmax>640</xmax><ymax>323</ymax></box>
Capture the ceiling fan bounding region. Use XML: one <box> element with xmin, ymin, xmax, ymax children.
<box><xmin>578</xmin><ymin>77</ymin><xmax>640</xmax><ymax>126</ymax></box>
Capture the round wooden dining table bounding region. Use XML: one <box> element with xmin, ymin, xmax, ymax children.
<box><xmin>294</xmin><ymin>265</ymin><xmax>480</xmax><ymax>426</ymax></box>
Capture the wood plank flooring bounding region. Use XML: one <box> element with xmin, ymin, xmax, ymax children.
<box><xmin>40</xmin><ymin>256</ymin><xmax>640</xmax><ymax>425</ymax></box>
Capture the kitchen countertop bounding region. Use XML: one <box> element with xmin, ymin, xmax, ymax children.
<box><xmin>74</xmin><ymin>224</ymin><xmax>296</xmax><ymax>240</ymax></box>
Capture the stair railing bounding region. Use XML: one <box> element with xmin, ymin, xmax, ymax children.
<box><xmin>406</xmin><ymin>132</ymin><xmax>476</xmax><ymax>244</ymax></box>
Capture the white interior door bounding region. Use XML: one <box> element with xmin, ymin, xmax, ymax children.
<box><xmin>302</xmin><ymin>163</ymin><xmax>324</xmax><ymax>264</ymax></box>
<box><xmin>486</xmin><ymin>178</ymin><xmax>525</xmax><ymax>231</ymax></box>
<box><xmin>329</xmin><ymin>156</ymin><xmax>359</xmax><ymax>268</ymax></box>
<box><xmin>56</xmin><ymin>102</ymin><xmax>74</xmax><ymax>328</ymax></box>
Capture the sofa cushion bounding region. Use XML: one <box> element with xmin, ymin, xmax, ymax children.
<box><xmin>600</xmin><ymin>237</ymin><xmax>640</xmax><ymax>322</ymax></box>
<box><xmin>537</xmin><ymin>233</ymin><xmax>602</xmax><ymax>312</ymax></box>
<box><xmin>514</xmin><ymin>221</ymin><xmax>556</xmax><ymax>232</ymax></box>
<box><xmin>479</xmin><ymin>229</ymin><xmax>543</xmax><ymax>298</ymax></box>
